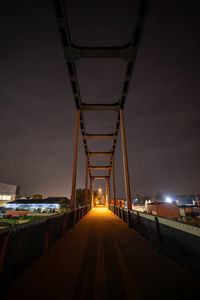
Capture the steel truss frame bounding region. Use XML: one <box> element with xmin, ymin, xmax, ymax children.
<box><xmin>54</xmin><ymin>0</ymin><xmax>149</xmax><ymax>210</ymax></box>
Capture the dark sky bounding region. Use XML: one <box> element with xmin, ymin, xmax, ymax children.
<box><xmin>0</xmin><ymin>0</ymin><xmax>200</xmax><ymax>198</ymax></box>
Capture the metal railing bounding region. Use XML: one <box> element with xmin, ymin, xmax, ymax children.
<box><xmin>0</xmin><ymin>204</ymin><xmax>91</xmax><ymax>295</ymax></box>
<box><xmin>110</xmin><ymin>205</ymin><xmax>200</xmax><ymax>281</ymax></box>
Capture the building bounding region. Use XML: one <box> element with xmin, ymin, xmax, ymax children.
<box><xmin>110</xmin><ymin>199</ymin><xmax>126</xmax><ymax>207</ymax></box>
<box><xmin>175</xmin><ymin>194</ymin><xmax>196</xmax><ymax>206</ymax></box>
<box><xmin>4</xmin><ymin>197</ymin><xmax>69</xmax><ymax>213</ymax></box>
<box><xmin>179</xmin><ymin>206</ymin><xmax>200</xmax><ymax>218</ymax></box>
<box><xmin>0</xmin><ymin>183</ymin><xmax>20</xmax><ymax>206</ymax></box>
<box><xmin>194</xmin><ymin>194</ymin><xmax>200</xmax><ymax>206</ymax></box>
<box><xmin>131</xmin><ymin>196</ymin><xmax>151</xmax><ymax>208</ymax></box>
<box><xmin>145</xmin><ymin>200</ymin><xmax>180</xmax><ymax>219</ymax></box>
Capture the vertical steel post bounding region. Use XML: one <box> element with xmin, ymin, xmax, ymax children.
<box><xmin>89</xmin><ymin>178</ymin><xmax>92</xmax><ymax>206</ymax></box>
<box><xmin>91</xmin><ymin>180</ymin><xmax>94</xmax><ymax>208</ymax></box>
<box><xmin>105</xmin><ymin>181</ymin><xmax>108</xmax><ymax>208</ymax></box>
<box><xmin>70</xmin><ymin>109</ymin><xmax>80</xmax><ymax>211</ymax></box>
<box><xmin>108</xmin><ymin>178</ymin><xmax>111</xmax><ymax>208</ymax></box>
<box><xmin>84</xmin><ymin>155</ymin><xmax>88</xmax><ymax>205</ymax></box>
<box><xmin>120</xmin><ymin>109</ymin><xmax>131</xmax><ymax>210</ymax></box>
<box><xmin>112</xmin><ymin>155</ymin><xmax>116</xmax><ymax>207</ymax></box>
<box><xmin>89</xmin><ymin>178</ymin><xmax>93</xmax><ymax>208</ymax></box>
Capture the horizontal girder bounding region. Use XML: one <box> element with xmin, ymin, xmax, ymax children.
<box><xmin>91</xmin><ymin>176</ymin><xmax>110</xmax><ymax>180</ymax></box>
<box><xmin>80</xmin><ymin>103</ymin><xmax>119</xmax><ymax>111</ymax></box>
<box><xmin>88</xmin><ymin>152</ymin><xmax>112</xmax><ymax>157</ymax></box>
<box><xmin>63</xmin><ymin>45</ymin><xmax>137</xmax><ymax>62</ymax></box>
<box><xmin>89</xmin><ymin>166</ymin><xmax>111</xmax><ymax>170</ymax></box>
<box><xmin>85</xmin><ymin>134</ymin><xmax>115</xmax><ymax>139</ymax></box>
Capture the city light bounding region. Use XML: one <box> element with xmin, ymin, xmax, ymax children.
<box><xmin>98</xmin><ymin>188</ymin><xmax>102</xmax><ymax>193</ymax></box>
<box><xmin>5</xmin><ymin>203</ymin><xmax>60</xmax><ymax>209</ymax></box>
<box><xmin>165</xmin><ymin>196</ymin><xmax>172</xmax><ymax>203</ymax></box>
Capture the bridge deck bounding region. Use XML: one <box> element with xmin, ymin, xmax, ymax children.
<box><xmin>2</xmin><ymin>207</ymin><xmax>199</xmax><ymax>300</ymax></box>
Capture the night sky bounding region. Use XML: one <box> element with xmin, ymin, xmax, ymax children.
<box><xmin>0</xmin><ymin>0</ymin><xmax>200</xmax><ymax>198</ymax></box>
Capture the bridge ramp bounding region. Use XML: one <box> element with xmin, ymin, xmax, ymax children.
<box><xmin>2</xmin><ymin>207</ymin><xmax>199</xmax><ymax>300</ymax></box>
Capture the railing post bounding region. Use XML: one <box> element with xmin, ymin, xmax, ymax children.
<box><xmin>137</xmin><ymin>212</ymin><xmax>141</xmax><ymax>232</ymax></box>
<box><xmin>0</xmin><ymin>231</ymin><xmax>10</xmax><ymax>273</ymax></box>
<box><xmin>155</xmin><ymin>216</ymin><xmax>163</xmax><ymax>252</ymax></box>
<box><xmin>63</xmin><ymin>213</ymin><xmax>67</xmax><ymax>235</ymax></box>
<box><xmin>79</xmin><ymin>207</ymin><xmax>81</xmax><ymax>221</ymax></box>
<box><xmin>71</xmin><ymin>109</ymin><xmax>80</xmax><ymax>211</ymax></box>
<box><xmin>121</xmin><ymin>208</ymin><xmax>124</xmax><ymax>222</ymax></box>
<box><xmin>44</xmin><ymin>219</ymin><xmax>50</xmax><ymax>253</ymax></box>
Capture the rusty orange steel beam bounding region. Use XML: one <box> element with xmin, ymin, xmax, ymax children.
<box><xmin>85</xmin><ymin>134</ymin><xmax>115</xmax><ymax>139</ymax></box>
<box><xmin>80</xmin><ymin>103</ymin><xmax>119</xmax><ymax>111</ymax></box>
<box><xmin>88</xmin><ymin>166</ymin><xmax>111</xmax><ymax>170</ymax></box>
<box><xmin>54</xmin><ymin>0</ymin><xmax>150</xmax><ymax>195</ymax></box>
<box><xmin>88</xmin><ymin>152</ymin><xmax>112</xmax><ymax>157</ymax></box>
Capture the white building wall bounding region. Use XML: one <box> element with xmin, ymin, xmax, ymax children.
<box><xmin>0</xmin><ymin>183</ymin><xmax>20</xmax><ymax>206</ymax></box>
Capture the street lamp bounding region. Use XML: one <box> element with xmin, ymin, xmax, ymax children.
<box><xmin>166</xmin><ymin>196</ymin><xmax>172</xmax><ymax>203</ymax></box>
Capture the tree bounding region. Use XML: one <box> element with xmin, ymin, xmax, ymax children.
<box><xmin>74</xmin><ymin>188</ymin><xmax>98</xmax><ymax>206</ymax></box>
<box><xmin>76</xmin><ymin>189</ymin><xmax>90</xmax><ymax>206</ymax></box>
<box><xmin>59</xmin><ymin>198</ymin><xmax>70</xmax><ymax>212</ymax></box>
<box><xmin>32</xmin><ymin>194</ymin><xmax>43</xmax><ymax>200</ymax></box>
<box><xmin>76</xmin><ymin>189</ymin><xmax>86</xmax><ymax>206</ymax></box>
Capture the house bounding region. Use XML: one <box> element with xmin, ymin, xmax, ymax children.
<box><xmin>110</xmin><ymin>199</ymin><xmax>126</xmax><ymax>207</ymax></box>
<box><xmin>146</xmin><ymin>200</ymin><xmax>180</xmax><ymax>219</ymax></box>
<box><xmin>0</xmin><ymin>183</ymin><xmax>20</xmax><ymax>206</ymax></box>
<box><xmin>4</xmin><ymin>197</ymin><xmax>69</xmax><ymax>213</ymax></box>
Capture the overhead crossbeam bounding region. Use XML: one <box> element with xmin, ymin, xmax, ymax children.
<box><xmin>63</xmin><ymin>45</ymin><xmax>137</xmax><ymax>62</ymax></box>
<box><xmin>88</xmin><ymin>152</ymin><xmax>112</xmax><ymax>157</ymax></box>
<box><xmin>80</xmin><ymin>103</ymin><xmax>119</xmax><ymax>111</ymax></box>
<box><xmin>85</xmin><ymin>134</ymin><xmax>115</xmax><ymax>139</ymax></box>
<box><xmin>91</xmin><ymin>176</ymin><xmax>110</xmax><ymax>180</ymax></box>
<box><xmin>88</xmin><ymin>166</ymin><xmax>111</xmax><ymax>170</ymax></box>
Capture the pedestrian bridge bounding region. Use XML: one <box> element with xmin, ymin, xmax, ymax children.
<box><xmin>1</xmin><ymin>206</ymin><xmax>199</xmax><ymax>299</ymax></box>
<box><xmin>1</xmin><ymin>1</ymin><xmax>199</xmax><ymax>298</ymax></box>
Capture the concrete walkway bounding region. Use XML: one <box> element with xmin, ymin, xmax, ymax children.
<box><xmin>2</xmin><ymin>207</ymin><xmax>199</xmax><ymax>300</ymax></box>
